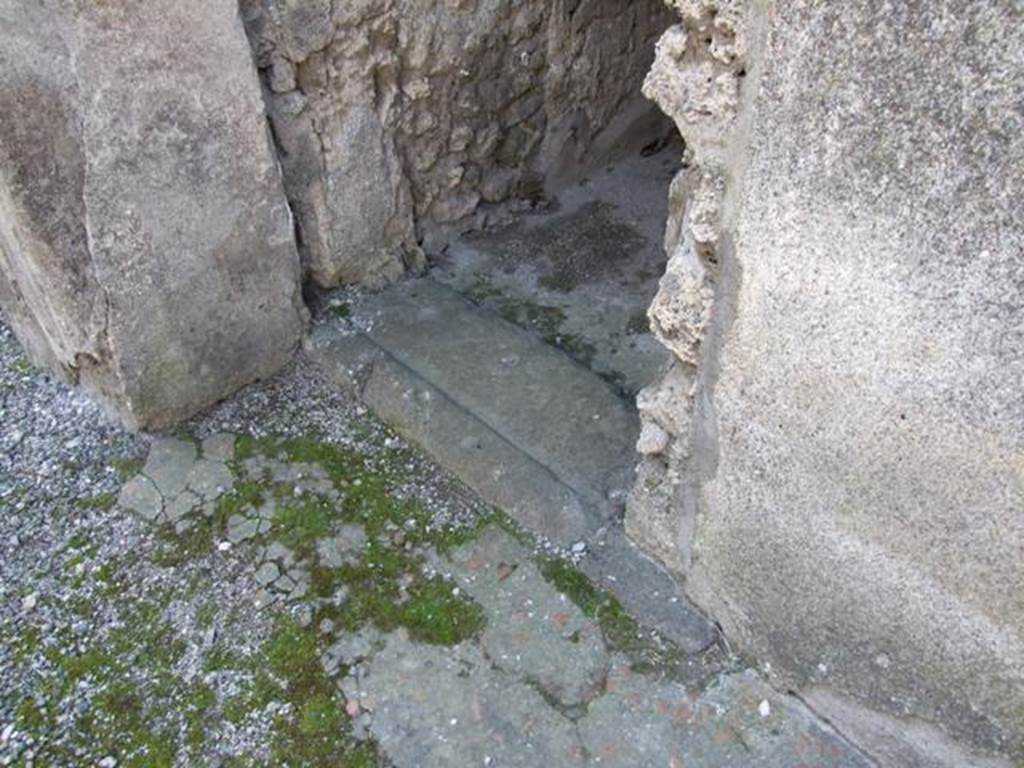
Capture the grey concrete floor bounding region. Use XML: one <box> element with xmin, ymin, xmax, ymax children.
<box><xmin>432</xmin><ymin>140</ymin><xmax>681</xmax><ymax>398</ymax></box>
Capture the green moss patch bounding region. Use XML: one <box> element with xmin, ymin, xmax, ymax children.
<box><xmin>228</xmin><ymin>615</ymin><xmax>382</xmax><ymax>768</ymax></box>
<box><xmin>150</xmin><ymin>478</ymin><xmax>267</xmax><ymax>567</ymax></box>
<box><xmin>111</xmin><ymin>457</ymin><xmax>145</xmax><ymax>482</ymax></box>
<box><xmin>12</xmin><ymin>357</ymin><xmax>33</xmax><ymax>376</ymax></box>
<box><xmin>317</xmin><ymin>545</ymin><xmax>485</xmax><ymax>646</ymax></box>
<box><xmin>17</xmin><ymin>431</ymin><xmax>501</xmax><ymax>764</ymax></box>
<box><xmin>10</xmin><ymin>555</ymin><xmax>383</xmax><ymax>766</ymax></box>
<box><xmin>79</xmin><ymin>492</ymin><xmax>117</xmax><ymax>512</ymax></box>
<box><xmin>401</xmin><ymin>578</ymin><xmax>485</xmax><ymax>645</ymax></box>
<box><xmin>461</xmin><ymin>279</ymin><xmax>598</xmax><ymax>367</ymax></box>
<box><xmin>237</xmin><ymin>435</ymin><xmax>488</xmax><ymax>553</ymax></box>
<box><xmin>145</xmin><ymin>433</ymin><xmax>490</xmax><ymax>648</ymax></box>
<box><xmin>245</xmin><ymin>437</ymin><xmax>490</xmax><ymax>646</ymax></box>
<box><xmin>21</xmin><ymin>596</ymin><xmax>190</xmax><ymax>766</ymax></box>
<box><xmin>538</xmin><ymin>556</ymin><xmax>689</xmax><ymax>676</ymax></box>
<box><xmin>272</xmin><ymin>495</ymin><xmax>337</xmax><ymax>552</ymax></box>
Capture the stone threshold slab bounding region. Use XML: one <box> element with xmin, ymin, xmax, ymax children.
<box><xmin>352</xmin><ymin>278</ymin><xmax>640</xmax><ymax>507</ymax></box>
<box><xmin>306</xmin><ymin>278</ymin><xmax>716</xmax><ymax>652</ymax></box>
<box><xmin>308</xmin><ymin>323</ymin><xmax>599</xmax><ymax>544</ymax></box>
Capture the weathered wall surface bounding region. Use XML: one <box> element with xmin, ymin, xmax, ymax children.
<box><xmin>0</xmin><ymin>0</ymin><xmax>306</xmax><ymax>429</ymax></box>
<box><xmin>241</xmin><ymin>0</ymin><xmax>675</xmax><ymax>287</ymax></box>
<box><xmin>628</xmin><ymin>0</ymin><xmax>745</xmax><ymax>575</ymax></box>
<box><xmin>633</xmin><ymin>1</ymin><xmax>1024</xmax><ymax>765</ymax></box>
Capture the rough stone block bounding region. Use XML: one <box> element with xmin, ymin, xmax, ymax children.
<box><xmin>0</xmin><ymin>0</ymin><xmax>306</xmax><ymax>429</ymax></box>
<box><xmin>241</xmin><ymin>0</ymin><xmax>675</xmax><ymax>286</ymax></box>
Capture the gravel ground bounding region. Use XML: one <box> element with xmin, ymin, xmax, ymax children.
<box><xmin>0</xmin><ymin>303</ymin><xmax>495</xmax><ymax>767</ymax></box>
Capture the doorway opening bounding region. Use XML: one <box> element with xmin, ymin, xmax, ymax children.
<box><xmin>431</xmin><ymin>113</ymin><xmax>682</xmax><ymax>399</ymax></box>
<box><xmin>308</xmin><ymin>1</ymin><xmax>684</xmax><ymax>547</ymax></box>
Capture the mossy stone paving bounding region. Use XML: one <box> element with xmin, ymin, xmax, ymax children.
<box><xmin>3</xmin><ymin>433</ymin><xmax>872</xmax><ymax>767</ymax></box>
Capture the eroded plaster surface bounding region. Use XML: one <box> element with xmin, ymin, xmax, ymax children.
<box><xmin>241</xmin><ymin>0</ymin><xmax>674</xmax><ymax>286</ymax></box>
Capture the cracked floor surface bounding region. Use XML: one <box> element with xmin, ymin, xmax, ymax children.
<box><xmin>1</xmin><ymin>318</ymin><xmax>872</xmax><ymax>767</ymax></box>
